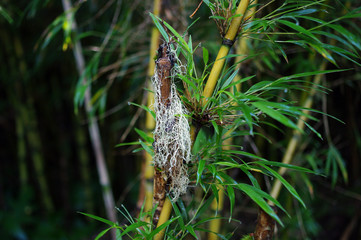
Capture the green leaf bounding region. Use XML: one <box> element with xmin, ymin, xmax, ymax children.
<box><xmin>309</xmin><ymin>43</ymin><xmax>337</xmax><ymax>65</ymax></box>
<box><xmin>78</xmin><ymin>212</ymin><xmax>115</xmax><ymax>226</ymax></box>
<box><xmin>0</xmin><ymin>5</ymin><xmax>13</xmax><ymax>23</ymax></box>
<box><xmin>261</xmin><ymin>164</ymin><xmax>306</xmax><ymax>208</ymax></box>
<box><xmin>252</xmin><ymin>101</ymin><xmax>299</xmax><ymax>130</ymax></box>
<box><xmin>197</xmin><ymin>158</ymin><xmax>206</xmax><ymax>185</ymax></box>
<box><xmin>170</xmin><ymin>202</ymin><xmax>185</xmax><ymax>230</ymax></box>
<box><xmin>227</xmin><ymin>186</ymin><xmax>235</xmax><ymax>221</ymax></box>
<box><xmin>119</xmin><ymin>221</ymin><xmax>149</xmax><ymax>237</ymax></box>
<box><xmin>115</xmin><ymin>142</ymin><xmax>141</xmax><ymax>148</ymax></box>
<box><xmin>223</xmin><ymin>149</ymin><xmax>267</xmax><ymax>161</ymax></box>
<box><xmin>278</xmin><ymin>19</ymin><xmax>320</xmax><ymax>43</ymax></box>
<box><xmin>135</xmin><ymin>128</ymin><xmax>154</xmax><ymax>143</ymax></box>
<box><xmin>220</xmin><ymin>70</ymin><xmax>239</xmax><ymax>91</ymax></box>
<box><xmin>239</xmin><ymin>103</ymin><xmax>253</xmax><ymax>134</ymax></box>
<box><xmin>203</xmin><ymin>47</ymin><xmax>209</xmax><ymax>66</ymax></box>
<box><xmin>149</xmin><ymin>13</ymin><xmax>169</xmax><ymax>42</ymax></box>
<box><xmin>178</xmin><ymin>74</ymin><xmax>197</xmax><ymax>92</ymax></box>
<box><xmin>129</xmin><ymin>102</ymin><xmax>156</xmax><ymax>120</ymax></box>
<box><xmin>252</xmin><ymin>160</ymin><xmax>314</xmax><ymax>174</ymax></box>
<box><xmin>146</xmin><ymin>216</ymin><xmax>179</xmax><ymax>239</ymax></box>
<box><xmin>186</xmin><ymin>225</ymin><xmax>197</xmax><ymax>239</ymax></box>
<box><xmin>95</xmin><ymin>227</ymin><xmax>112</xmax><ymax>240</ymax></box>
<box><xmin>235</xmin><ymin>184</ymin><xmax>283</xmax><ymax>226</ymax></box>
<box><xmin>151</xmin><ymin>15</ymin><xmax>190</xmax><ymax>53</ymax></box>
<box><xmin>139</xmin><ymin>140</ymin><xmax>154</xmax><ymax>157</ymax></box>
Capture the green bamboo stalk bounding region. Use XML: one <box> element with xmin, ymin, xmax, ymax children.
<box><xmin>15</xmin><ymin>106</ymin><xmax>27</xmax><ymax>191</ymax></box>
<box><xmin>12</xmin><ymin>35</ymin><xmax>54</xmax><ymax>212</ymax></box>
<box><xmin>22</xmin><ymin>103</ymin><xmax>54</xmax><ymax>212</ymax></box>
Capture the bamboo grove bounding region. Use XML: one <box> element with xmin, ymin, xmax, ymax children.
<box><xmin>1</xmin><ymin>0</ymin><xmax>361</xmax><ymax>239</ymax></box>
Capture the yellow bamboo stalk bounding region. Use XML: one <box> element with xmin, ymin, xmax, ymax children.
<box><xmin>208</xmin><ymin>172</ymin><xmax>225</xmax><ymax>240</ymax></box>
<box><xmin>202</xmin><ymin>0</ymin><xmax>250</xmax><ymax>102</ymax></box>
<box><xmin>233</xmin><ymin>0</ymin><xmax>257</xmax><ymax>91</ymax></box>
<box><xmin>208</xmin><ymin>3</ymin><xmax>256</xmax><ymax>238</ymax></box>
<box><xmin>154</xmin><ymin>198</ymin><xmax>172</xmax><ymax>240</ymax></box>
<box><xmin>139</xmin><ymin>0</ymin><xmax>161</xmax><ymax>216</ymax></box>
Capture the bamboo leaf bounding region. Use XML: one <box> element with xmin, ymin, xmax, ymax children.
<box><xmin>119</xmin><ymin>221</ymin><xmax>149</xmax><ymax>237</ymax></box>
<box><xmin>227</xmin><ymin>186</ymin><xmax>235</xmax><ymax>221</ymax></box>
<box><xmin>95</xmin><ymin>227</ymin><xmax>112</xmax><ymax>240</ymax></box>
<box><xmin>278</xmin><ymin>19</ymin><xmax>320</xmax><ymax>43</ymax></box>
<box><xmin>147</xmin><ymin>216</ymin><xmax>179</xmax><ymax>239</ymax></box>
<box><xmin>135</xmin><ymin>128</ymin><xmax>154</xmax><ymax>143</ymax></box>
<box><xmin>79</xmin><ymin>212</ymin><xmax>115</xmax><ymax>226</ymax></box>
<box><xmin>139</xmin><ymin>140</ymin><xmax>154</xmax><ymax>157</ymax></box>
<box><xmin>252</xmin><ymin>101</ymin><xmax>299</xmax><ymax>130</ymax></box>
<box><xmin>149</xmin><ymin>13</ymin><xmax>169</xmax><ymax>42</ymax></box>
<box><xmin>261</xmin><ymin>164</ymin><xmax>306</xmax><ymax>207</ymax></box>
<box><xmin>235</xmin><ymin>183</ymin><xmax>283</xmax><ymax>226</ymax></box>
<box><xmin>197</xmin><ymin>158</ymin><xmax>206</xmax><ymax>185</ymax></box>
<box><xmin>0</xmin><ymin>5</ymin><xmax>13</xmax><ymax>23</ymax></box>
<box><xmin>203</xmin><ymin>47</ymin><xmax>209</xmax><ymax>66</ymax></box>
<box><xmin>186</xmin><ymin>225</ymin><xmax>197</xmax><ymax>238</ymax></box>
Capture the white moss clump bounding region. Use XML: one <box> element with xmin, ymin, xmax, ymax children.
<box><xmin>152</xmin><ymin>48</ymin><xmax>191</xmax><ymax>201</ymax></box>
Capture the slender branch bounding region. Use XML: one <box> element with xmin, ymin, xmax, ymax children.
<box><xmin>61</xmin><ymin>1</ymin><xmax>117</xmax><ymax>240</ymax></box>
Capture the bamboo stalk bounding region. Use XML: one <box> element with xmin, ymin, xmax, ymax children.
<box><xmin>22</xmin><ymin>103</ymin><xmax>54</xmax><ymax>212</ymax></box>
<box><xmin>12</xmin><ymin>35</ymin><xmax>54</xmax><ymax>211</ymax></box>
<box><xmin>154</xmin><ymin>198</ymin><xmax>172</xmax><ymax>240</ymax></box>
<box><xmin>16</xmin><ymin>105</ymin><xmax>27</xmax><ymax>192</ymax></box>
<box><xmin>233</xmin><ymin>0</ymin><xmax>257</xmax><ymax>91</ymax></box>
<box><xmin>202</xmin><ymin>0</ymin><xmax>250</xmax><ymax>103</ymax></box>
<box><xmin>207</xmin><ymin>2</ymin><xmax>254</xmax><ymax>238</ymax></box>
<box><xmin>208</xmin><ymin>185</ymin><xmax>225</xmax><ymax>240</ymax></box>
<box><xmin>137</xmin><ymin>0</ymin><xmax>162</xmax><ymax>216</ymax></box>
<box><xmin>61</xmin><ymin>1</ymin><xmax>117</xmax><ymax>239</ymax></box>
<box><xmin>76</xmin><ymin>125</ymin><xmax>95</xmax><ymax>214</ymax></box>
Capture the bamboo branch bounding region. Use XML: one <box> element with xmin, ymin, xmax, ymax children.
<box><xmin>61</xmin><ymin>1</ymin><xmax>117</xmax><ymax>239</ymax></box>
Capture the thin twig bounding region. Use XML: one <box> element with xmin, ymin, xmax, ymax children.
<box><xmin>189</xmin><ymin>0</ymin><xmax>203</xmax><ymax>18</ymax></box>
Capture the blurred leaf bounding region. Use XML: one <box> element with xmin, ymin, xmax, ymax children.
<box><xmin>0</xmin><ymin>5</ymin><xmax>13</xmax><ymax>23</ymax></box>
<box><xmin>78</xmin><ymin>212</ymin><xmax>115</xmax><ymax>226</ymax></box>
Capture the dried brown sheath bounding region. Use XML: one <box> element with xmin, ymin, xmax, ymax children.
<box><xmin>253</xmin><ymin>207</ymin><xmax>277</xmax><ymax>240</ymax></box>
<box><xmin>152</xmin><ymin>43</ymin><xmax>173</xmax><ymax>227</ymax></box>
